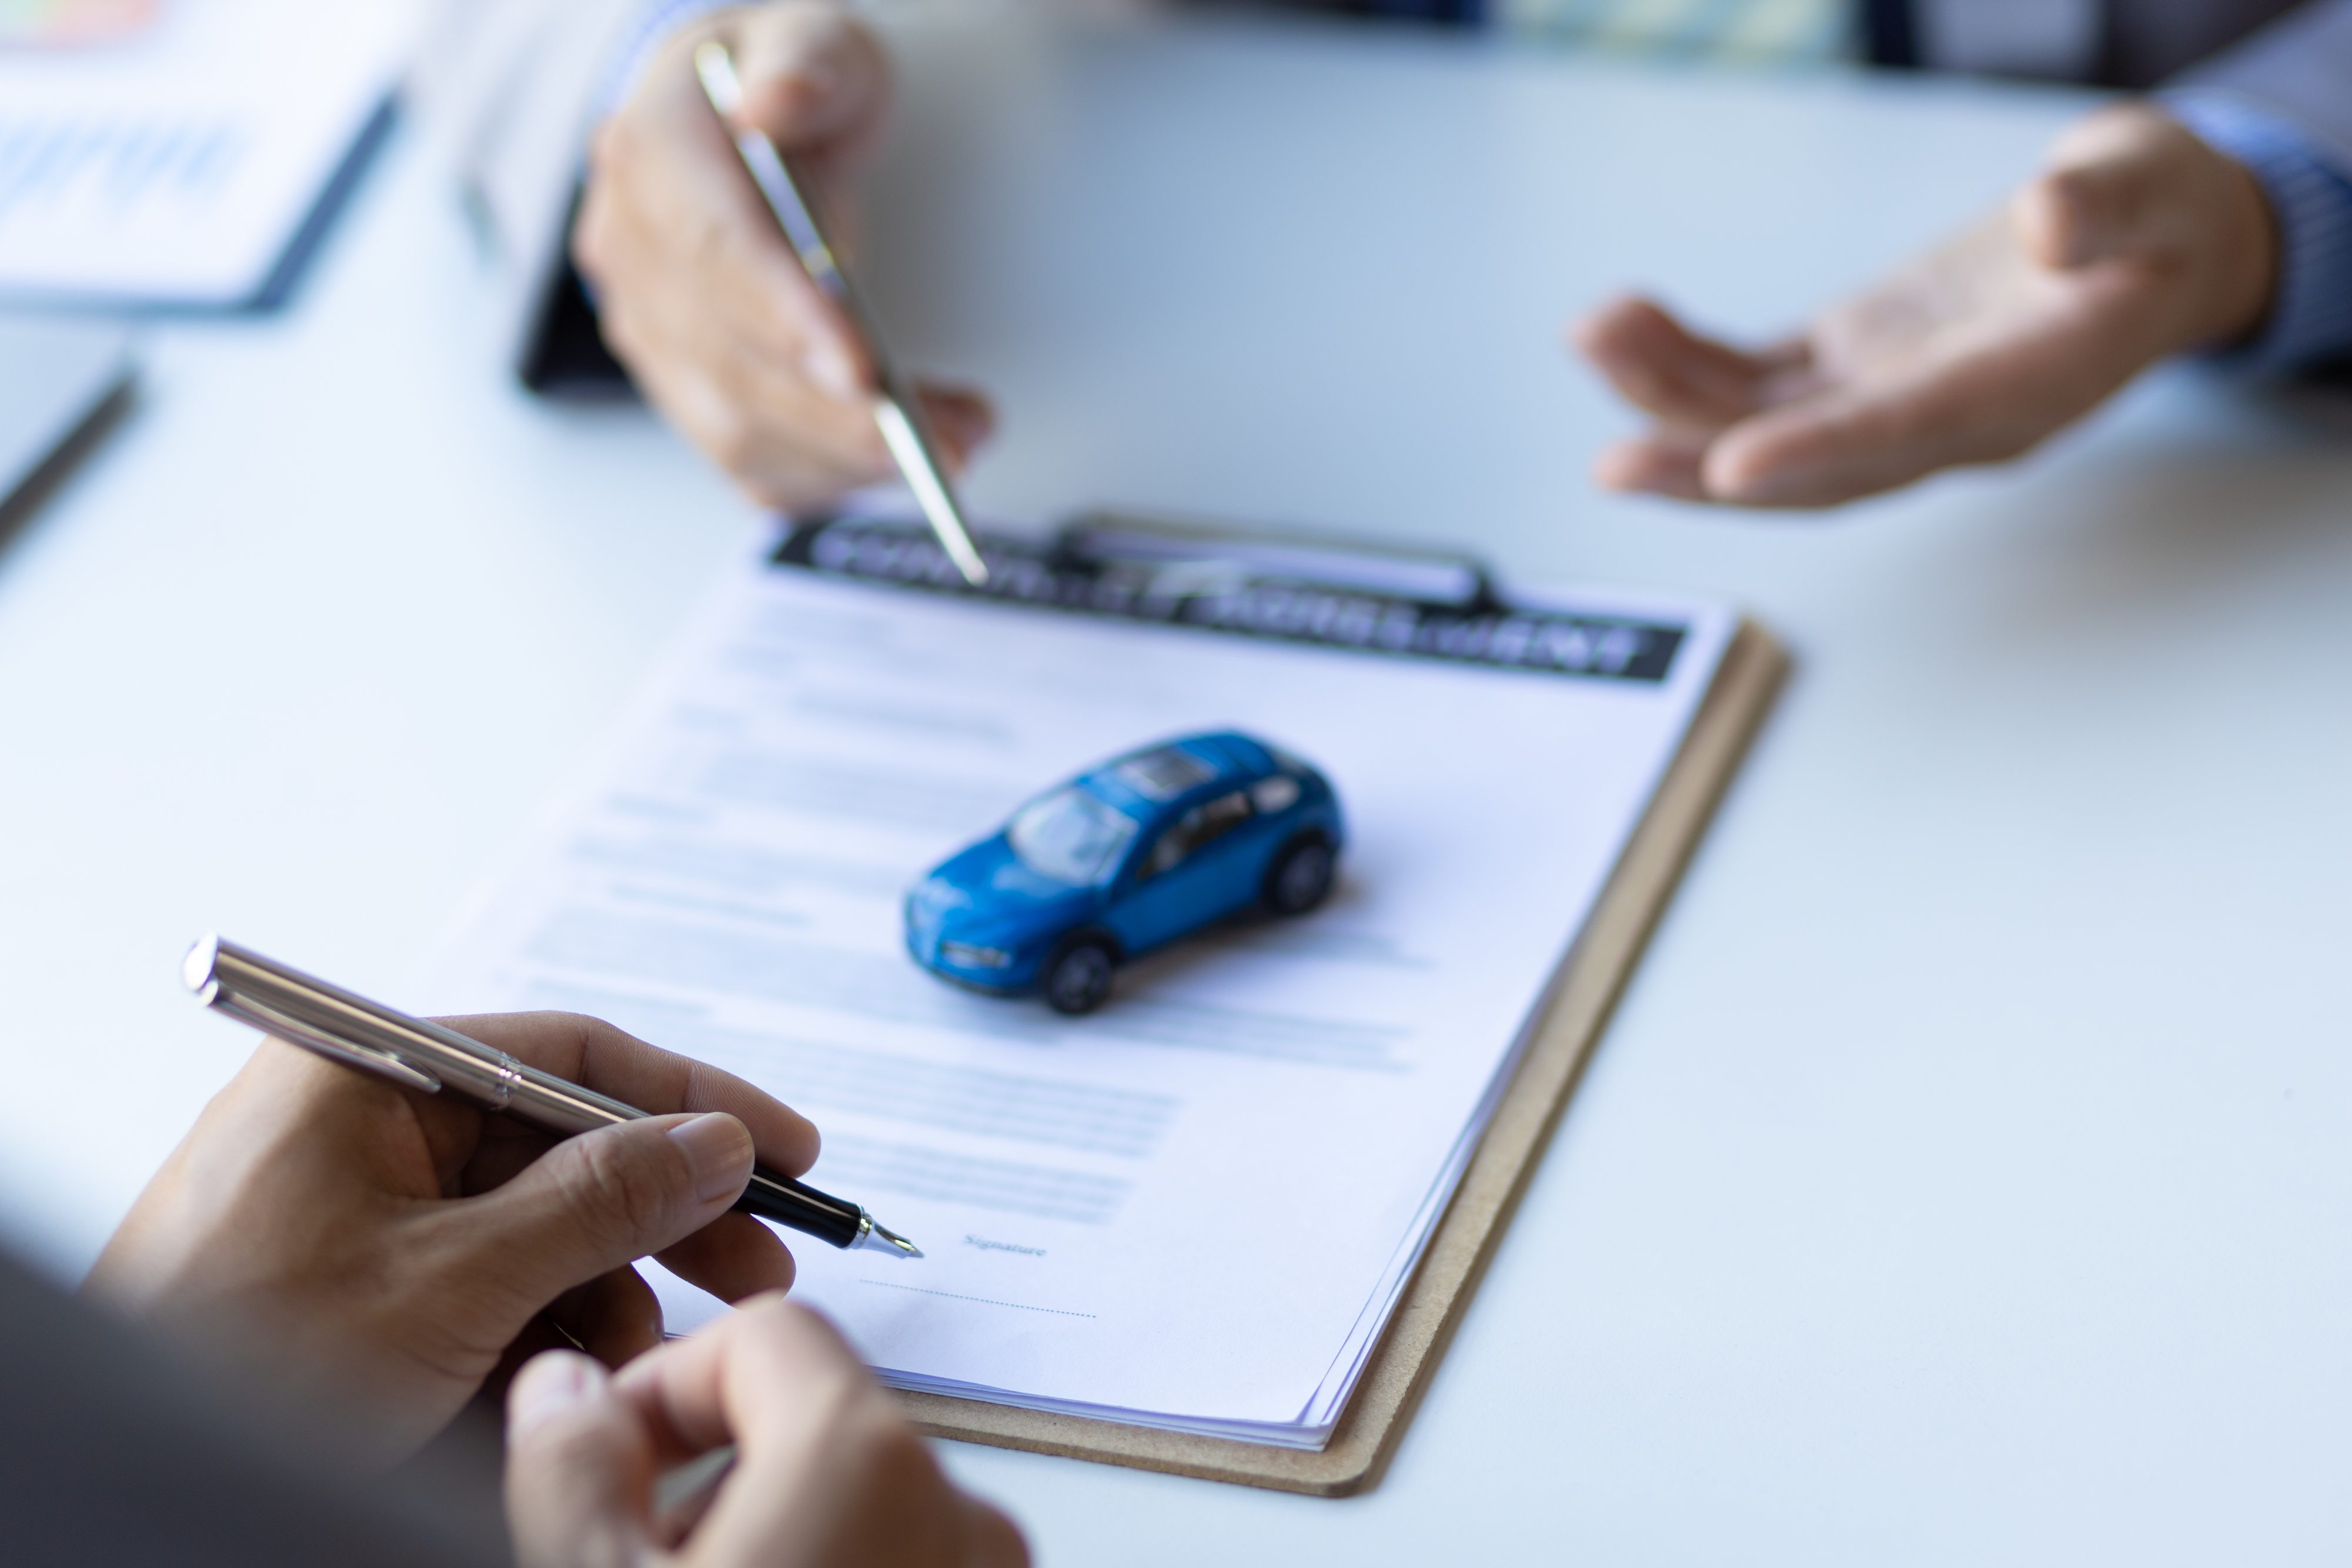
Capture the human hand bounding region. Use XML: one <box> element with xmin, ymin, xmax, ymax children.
<box><xmin>506</xmin><ymin>1296</ymin><xmax>1028</xmax><ymax>1568</ymax></box>
<box><xmin>1573</xmin><ymin>102</ymin><xmax>2278</xmax><ymax>508</ymax></box>
<box><xmin>574</xmin><ymin>1</ymin><xmax>995</xmax><ymax>512</ymax></box>
<box><xmin>86</xmin><ymin>1011</ymin><xmax>818</xmax><ymax>1463</ymax></box>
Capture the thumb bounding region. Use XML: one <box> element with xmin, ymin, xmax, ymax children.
<box><xmin>446</xmin><ymin>1113</ymin><xmax>756</xmax><ymax>1322</ymax></box>
<box><xmin>2014</xmin><ymin>105</ymin><xmax>2206</xmax><ymax>269</ymax></box>
<box><xmin>506</xmin><ymin>1351</ymin><xmax>654</xmax><ymax>1568</ymax></box>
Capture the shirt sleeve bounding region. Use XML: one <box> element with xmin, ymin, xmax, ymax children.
<box><xmin>598</xmin><ymin>0</ymin><xmax>737</xmax><ymax>116</ymax></box>
<box><xmin>2164</xmin><ymin>88</ymin><xmax>2352</xmax><ymax>374</ymax></box>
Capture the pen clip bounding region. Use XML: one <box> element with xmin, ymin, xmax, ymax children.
<box><xmin>198</xmin><ymin>984</ymin><xmax>443</xmax><ymax>1096</ymax></box>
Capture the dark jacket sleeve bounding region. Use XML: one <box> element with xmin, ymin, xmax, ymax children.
<box><xmin>0</xmin><ymin>1250</ymin><xmax>508</xmax><ymax>1568</ymax></box>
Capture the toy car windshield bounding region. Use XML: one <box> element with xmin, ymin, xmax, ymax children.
<box><xmin>1006</xmin><ymin>786</ymin><xmax>1140</xmax><ymax>886</ymax></box>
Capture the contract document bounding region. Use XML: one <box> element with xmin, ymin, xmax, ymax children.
<box><xmin>420</xmin><ymin>516</ymin><xmax>1738</xmax><ymax>1448</ymax></box>
<box><xmin>0</xmin><ymin>0</ymin><xmax>417</xmax><ymax>307</ymax></box>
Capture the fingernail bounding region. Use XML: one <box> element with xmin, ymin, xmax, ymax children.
<box><xmin>670</xmin><ymin>1113</ymin><xmax>754</xmax><ymax>1205</ymax></box>
<box><xmin>804</xmin><ymin>346</ymin><xmax>860</xmax><ymax>403</ymax></box>
<box><xmin>507</xmin><ymin>1352</ymin><xmax>605</xmax><ymax>1442</ymax></box>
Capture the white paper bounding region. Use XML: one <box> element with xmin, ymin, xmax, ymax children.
<box><xmin>419</xmin><ymin>526</ymin><xmax>1734</xmax><ymax>1445</ymax></box>
<box><xmin>0</xmin><ymin>0</ymin><xmax>419</xmax><ymax>305</ymax></box>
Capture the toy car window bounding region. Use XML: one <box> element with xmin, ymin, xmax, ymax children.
<box><xmin>1008</xmin><ymin>787</ymin><xmax>1141</xmax><ymax>885</ymax></box>
<box><xmin>1250</xmin><ymin>775</ymin><xmax>1299</xmax><ymax>814</ymax></box>
<box><xmin>1110</xmin><ymin>746</ymin><xmax>1217</xmax><ymax>801</ymax></box>
<box><xmin>1142</xmin><ymin>790</ymin><xmax>1253</xmax><ymax>878</ymax></box>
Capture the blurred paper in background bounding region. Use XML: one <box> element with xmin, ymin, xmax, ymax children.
<box><xmin>0</xmin><ymin>0</ymin><xmax>164</xmax><ymax>48</ymax></box>
<box><xmin>0</xmin><ymin>0</ymin><xmax>420</xmax><ymax>308</ymax></box>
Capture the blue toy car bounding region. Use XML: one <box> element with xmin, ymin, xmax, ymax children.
<box><xmin>904</xmin><ymin>731</ymin><xmax>1345</xmax><ymax>1014</ymax></box>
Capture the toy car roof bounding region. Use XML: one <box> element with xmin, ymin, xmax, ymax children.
<box><xmin>1078</xmin><ymin>733</ymin><xmax>1274</xmax><ymax>813</ymax></box>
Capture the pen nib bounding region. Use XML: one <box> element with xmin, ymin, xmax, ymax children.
<box><xmin>870</xmin><ymin>1222</ymin><xmax>923</xmax><ymax>1259</ymax></box>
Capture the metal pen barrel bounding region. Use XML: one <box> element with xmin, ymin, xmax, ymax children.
<box><xmin>186</xmin><ymin>935</ymin><xmax>639</xmax><ymax>1132</ymax></box>
<box><xmin>183</xmin><ymin>937</ymin><xmax>920</xmax><ymax>1258</ymax></box>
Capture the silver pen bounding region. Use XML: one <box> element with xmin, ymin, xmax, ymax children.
<box><xmin>184</xmin><ymin>935</ymin><xmax>921</xmax><ymax>1258</ymax></box>
<box><xmin>694</xmin><ymin>40</ymin><xmax>990</xmax><ymax>588</ymax></box>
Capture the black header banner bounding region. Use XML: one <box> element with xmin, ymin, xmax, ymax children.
<box><xmin>775</xmin><ymin>516</ymin><xmax>1688</xmax><ymax>686</ymax></box>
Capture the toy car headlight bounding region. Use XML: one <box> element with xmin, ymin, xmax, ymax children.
<box><xmin>941</xmin><ymin>941</ymin><xmax>1013</xmax><ymax>969</ymax></box>
<box><xmin>910</xmin><ymin>878</ymin><xmax>970</xmax><ymax>921</ymax></box>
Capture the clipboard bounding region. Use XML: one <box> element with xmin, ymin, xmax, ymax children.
<box><xmin>828</xmin><ymin>509</ymin><xmax>1793</xmax><ymax>1496</ymax></box>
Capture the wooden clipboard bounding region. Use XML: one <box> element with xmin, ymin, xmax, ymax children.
<box><xmin>894</xmin><ymin>618</ymin><xmax>1790</xmax><ymax>1496</ymax></box>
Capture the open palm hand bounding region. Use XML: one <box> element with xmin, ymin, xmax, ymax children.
<box><xmin>1574</xmin><ymin>103</ymin><xmax>2278</xmax><ymax>509</ymax></box>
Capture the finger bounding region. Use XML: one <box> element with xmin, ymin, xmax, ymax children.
<box><xmin>911</xmin><ymin>382</ymin><xmax>997</xmax><ymax>471</ymax></box>
<box><xmin>1592</xmin><ymin>429</ymin><xmax>1714</xmax><ymax>502</ymax></box>
<box><xmin>606</xmin><ymin>314</ymin><xmax>895</xmax><ymax>512</ymax></box>
<box><xmin>1700</xmin><ymin>391</ymin><xmax>1947</xmax><ymax>507</ymax></box>
<box><xmin>654</xmin><ymin>1211</ymin><xmax>797</xmax><ymax>1304</ymax></box>
<box><xmin>452</xmin><ymin>1124</ymin><xmax>555</xmax><ymax>1196</ymax></box>
<box><xmin>1702</xmin><ymin>268</ymin><xmax>2170</xmax><ymax>509</ymax></box>
<box><xmin>1710</xmin><ymin>242</ymin><xmax>2203</xmax><ymax>509</ymax></box>
<box><xmin>615</xmin><ymin>1299</ymin><xmax>1003</xmax><ymax>1564</ymax></box>
<box><xmin>961</xmin><ymin>1495</ymin><xmax>1034</xmax><ymax>1568</ymax></box>
<box><xmin>1571</xmin><ymin>295</ymin><xmax>1799</xmax><ymax>428</ymax></box>
<box><xmin>729</xmin><ymin>2</ymin><xmax>893</xmax><ymax>155</ymax></box>
<box><xmin>1700</xmin><ymin>366</ymin><xmax>2037</xmax><ymax>507</ymax></box>
<box><xmin>506</xmin><ymin>1351</ymin><xmax>657</xmax><ymax>1568</ymax></box>
<box><xmin>430</xmin><ymin>1112</ymin><xmax>756</xmax><ymax>1329</ymax></box>
<box><xmin>555</xmin><ymin>1265</ymin><xmax>668</xmax><ymax>1369</ymax></box>
<box><xmin>610</xmin><ymin>1293</ymin><xmax>850</xmax><ymax>1456</ymax></box>
<box><xmin>441</xmin><ymin>1013</ymin><xmax>820</xmax><ymax>1179</ymax></box>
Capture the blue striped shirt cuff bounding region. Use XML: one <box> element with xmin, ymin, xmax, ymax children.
<box><xmin>2165</xmin><ymin>90</ymin><xmax>2352</xmax><ymax>375</ymax></box>
<box><xmin>597</xmin><ymin>0</ymin><xmax>736</xmax><ymax>117</ymax></box>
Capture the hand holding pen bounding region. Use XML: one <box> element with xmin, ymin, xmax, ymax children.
<box><xmin>573</xmin><ymin>5</ymin><xmax>997</xmax><ymax>531</ymax></box>
<box><xmin>86</xmin><ymin>992</ymin><xmax>865</xmax><ymax>1459</ymax></box>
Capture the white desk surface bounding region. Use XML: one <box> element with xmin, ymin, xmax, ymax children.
<box><xmin>6</xmin><ymin>15</ymin><xmax>2352</xmax><ymax>1564</ymax></box>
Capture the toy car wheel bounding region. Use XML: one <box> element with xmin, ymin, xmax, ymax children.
<box><xmin>1042</xmin><ymin>935</ymin><xmax>1117</xmax><ymax>1015</ymax></box>
<box><xmin>1265</xmin><ymin>835</ymin><xmax>1335</xmax><ymax>916</ymax></box>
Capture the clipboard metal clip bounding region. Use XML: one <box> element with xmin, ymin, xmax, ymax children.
<box><xmin>1054</xmin><ymin>509</ymin><xmax>1502</xmax><ymax>614</ymax></box>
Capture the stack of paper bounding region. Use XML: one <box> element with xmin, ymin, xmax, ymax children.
<box><xmin>0</xmin><ymin>0</ymin><xmax>419</xmax><ymax>307</ymax></box>
<box><xmin>421</xmin><ymin>520</ymin><xmax>1732</xmax><ymax>1447</ymax></box>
